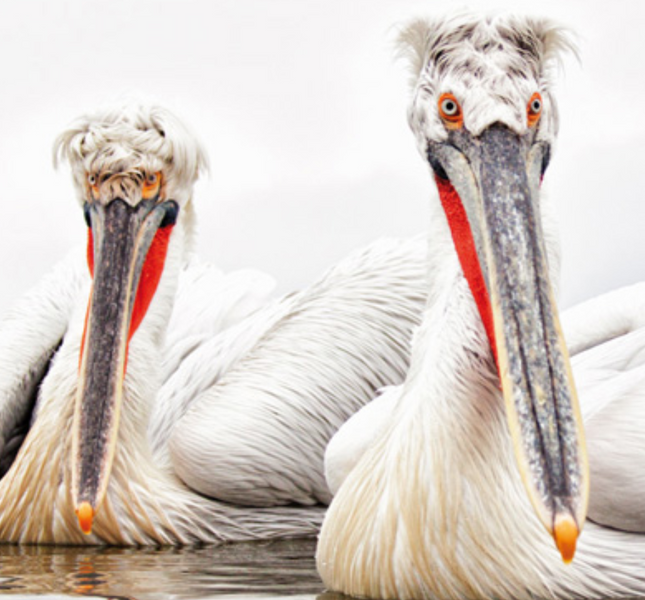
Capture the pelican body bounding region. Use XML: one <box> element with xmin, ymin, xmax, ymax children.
<box><xmin>317</xmin><ymin>14</ymin><xmax>645</xmax><ymax>599</ymax></box>
<box><xmin>0</xmin><ymin>103</ymin><xmax>427</xmax><ymax>544</ymax></box>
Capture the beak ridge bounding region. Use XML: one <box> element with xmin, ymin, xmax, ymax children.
<box><xmin>431</xmin><ymin>124</ymin><xmax>589</xmax><ymax>559</ymax></box>
<box><xmin>71</xmin><ymin>198</ymin><xmax>176</xmax><ymax>531</ymax></box>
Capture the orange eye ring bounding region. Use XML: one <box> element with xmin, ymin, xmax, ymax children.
<box><xmin>142</xmin><ymin>171</ymin><xmax>162</xmax><ymax>200</ymax></box>
<box><xmin>438</xmin><ymin>93</ymin><xmax>463</xmax><ymax>129</ymax></box>
<box><xmin>527</xmin><ymin>92</ymin><xmax>543</xmax><ymax>127</ymax></box>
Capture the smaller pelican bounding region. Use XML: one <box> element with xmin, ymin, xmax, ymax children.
<box><xmin>317</xmin><ymin>13</ymin><xmax>645</xmax><ymax>599</ymax></box>
<box><xmin>0</xmin><ymin>101</ymin><xmax>427</xmax><ymax>544</ymax></box>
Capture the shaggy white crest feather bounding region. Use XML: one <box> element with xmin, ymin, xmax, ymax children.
<box><xmin>53</xmin><ymin>100</ymin><xmax>209</xmax><ymax>207</ymax></box>
<box><xmin>317</xmin><ymin>12</ymin><xmax>645</xmax><ymax>599</ymax></box>
<box><xmin>398</xmin><ymin>12</ymin><xmax>576</xmax><ymax>153</ymax></box>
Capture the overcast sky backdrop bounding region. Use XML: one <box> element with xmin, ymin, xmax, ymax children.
<box><xmin>0</xmin><ymin>0</ymin><xmax>643</xmax><ymax>313</ymax></box>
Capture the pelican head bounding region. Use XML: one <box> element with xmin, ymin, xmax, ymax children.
<box><xmin>53</xmin><ymin>101</ymin><xmax>208</xmax><ymax>536</ymax></box>
<box><xmin>400</xmin><ymin>14</ymin><xmax>587</xmax><ymax>560</ymax></box>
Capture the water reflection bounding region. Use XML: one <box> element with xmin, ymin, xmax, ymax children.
<box><xmin>0</xmin><ymin>538</ymin><xmax>334</xmax><ymax>599</ymax></box>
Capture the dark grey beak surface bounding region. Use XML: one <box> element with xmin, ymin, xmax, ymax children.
<box><xmin>430</xmin><ymin>124</ymin><xmax>588</xmax><ymax>561</ymax></box>
<box><xmin>71</xmin><ymin>198</ymin><xmax>176</xmax><ymax>535</ymax></box>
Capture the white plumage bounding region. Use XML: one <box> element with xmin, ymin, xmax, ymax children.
<box><xmin>0</xmin><ymin>101</ymin><xmax>427</xmax><ymax>544</ymax></box>
<box><xmin>317</xmin><ymin>13</ymin><xmax>645</xmax><ymax>599</ymax></box>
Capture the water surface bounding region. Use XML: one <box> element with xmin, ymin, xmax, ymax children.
<box><xmin>0</xmin><ymin>538</ymin><xmax>339</xmax><ymax>599</ymax></box>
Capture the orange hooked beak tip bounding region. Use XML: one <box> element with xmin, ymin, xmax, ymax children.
<box><xmin>76</xmin><ymin>501</ymin><xmax>95</xmax><ymax>535</ymax></box>
<box><xmin>553</xmin><ymin>513</ymin><xmax>579</xmax><ymax>563</ymax></box>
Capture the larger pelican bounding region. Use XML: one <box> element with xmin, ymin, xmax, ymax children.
<box><xmin>317</xmin><ymin>14</ymin><xmax>645</xmax><ymax>598</ymax></box>
<box><xmin>0</xmin><ymin>102</ymin><xmax>427</xmax><ymax>544</ymax></box>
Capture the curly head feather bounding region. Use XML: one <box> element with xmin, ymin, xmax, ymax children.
<box><xmin>53</xmin><ymin>101</ymin><xmax>209</xmax><ymax>206</ymax></box>
<box><xmin>397</xmin><ymin>13</ymin><xmax>577</xmax><ymax>144</ymax></box>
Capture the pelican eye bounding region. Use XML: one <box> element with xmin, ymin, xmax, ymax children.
<box><xmin>86</xmin><ymin>173</ymin><xmax>100</xmax><ymax>199</ymax></box>
<box><xmin>142</xmin><ymin>171</ymin><xmax>162</xmax><ymax>199</ymax></box>
<box><xmin>438</xmin><ymin>93</ymin><xmax>463</xmax><ymax>129</ymax></box>
<box><xmin>527</xmin><ymin>92</ymin><xmax>543</xmax><ymax>127</ymax></box>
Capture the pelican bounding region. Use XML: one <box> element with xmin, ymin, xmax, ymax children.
<box><xmin>317</xmin><ymin>13</ymin><xmax>645</xmax><ymax>598</ymax></box>
<box><xmin>0</xmin><ymin>101</ymin><xmax>427</xmax><ymax>544</ymax></box>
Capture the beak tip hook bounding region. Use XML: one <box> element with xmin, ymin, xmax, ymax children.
<box><xmin>76</xmin><ymin>501</ymin><xmax>95</xmax><ymax>535</ymax></box>
<box><xmin>553</xmin><ymin>513</ymin><xmax>579</xmax><ymax>563</ymax></box>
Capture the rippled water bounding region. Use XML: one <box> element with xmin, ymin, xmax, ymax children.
<box><xmin>2</xmin><ymin>539</ymin><xmax>640</xmax><ymax>600</ymax></box>
<box><xmin>0</xmin><ymin>538</ymin><xmax>342</xmax><ymax>599</ymax></box>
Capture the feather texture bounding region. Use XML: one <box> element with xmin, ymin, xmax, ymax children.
<box><xmin>317</xmin><ymin>12</ymin><xmax>645</xmax><ymax>598</ymax></box>
<box><xmin>0</xmin><ymin>100</ymin><xmax>429</xmax><ymax>544</ymax></box>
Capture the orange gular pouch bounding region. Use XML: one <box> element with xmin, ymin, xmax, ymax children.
<box><xmin>435</xmin><ymin>174</ymin><xmax>498</xmax><ymax>369</ymax></box>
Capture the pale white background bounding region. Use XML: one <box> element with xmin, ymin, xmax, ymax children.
<box><xmin>0</xmin><ymin>0</ymin><xmax>643</xmax><ymax>313</ymax></box>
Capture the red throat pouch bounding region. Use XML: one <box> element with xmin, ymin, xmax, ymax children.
<box><xmin>128</xmin><ymin>225</ymin><xmax>174</xmax><ymax>343</ymax></box>
<box><xmin>82</xmin><ymin>225</ymin><xmax>174</xmax><ymax>370</ymax></box>
<box><xmin>435</xmin><ymin>175</ymin><xmax>499</xmax><ymax>368</ymax></box>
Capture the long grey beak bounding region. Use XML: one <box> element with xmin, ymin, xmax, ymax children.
<box><xmin>71</xmin><ymin>197</ymin><xmax>177</xmax><ymax>535</ymax></box>
<box><xmin>430</xmin><ymin>124</ymin><xmax>588</xmax><ymax>561</ymax></box>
